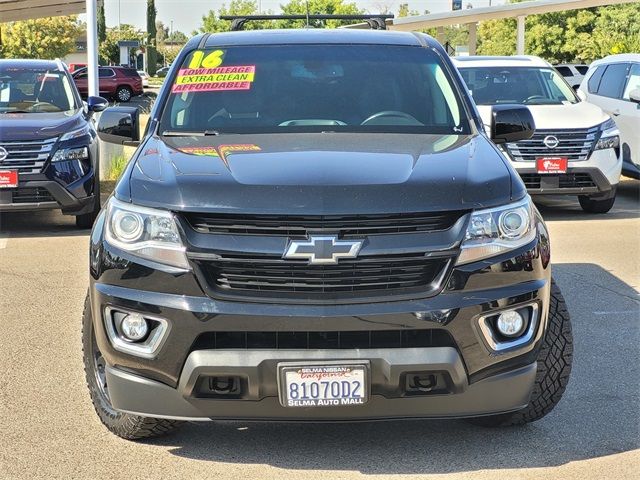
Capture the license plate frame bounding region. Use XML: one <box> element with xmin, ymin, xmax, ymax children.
<box><xmin>536</xmin><ymin>157</ymin><xmax>568</xmax><ymax>174</ymax></box>
<box><xmin>277</xmin><ymin>361</ymin><xmax>370</xmax><ymax>408</ymax></box>
<box><xmin>0</xmin><ymin>170</ymin><xmax>18</xmax><ymax>189</ymax></box>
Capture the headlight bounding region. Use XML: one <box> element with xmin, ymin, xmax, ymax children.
<box><xmin>51</xmin><ymin>146</ymin><xmax>89</xmax><ymax>162</ymax></box>
<box><xmin>59</xmin><ymin>124</ymin><xmax>91</xmax><ymax>142</ymax></box>
<box><xmin>104</xmin><ymin>197</ymin><xmax>189</xmax><ymax>270</ymax></box>
<box><xmin>456</xmin><ymin>197</ymin><xmax>536</xmax><ymax>265</ymax></box>
<box><xmin>594</xmin><ymin>118</ymin><xmax>620</xmax><ymax>151</ymax></box>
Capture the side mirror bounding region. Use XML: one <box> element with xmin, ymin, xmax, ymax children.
<box><xmin>629</xmin><ymin>89</ymin><xmax>640</xmax><ymax>104</ymax></box>
<box><xmin>490</xmin><ymin>104</ymin><xmax>535</xmax><ymax>145</ymax></box>
<box><xmin>87</xmin><ymin>96</ymin><xmax>109</xmax><ymax>113</ymax></box>
<box><xmin>97</xmin><ymin>106</ymin><xmax>140</xmax><ymax>145</ymax></box>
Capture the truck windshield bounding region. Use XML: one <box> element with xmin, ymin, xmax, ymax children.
<box><xmin>0</xmin><ymin>67</ymin><xmax>78</xmax><ymax>113</ymax></box>
<box><xmin>458</xmin><ymin>66</ymin><xmax>578</xmax><ymax>106</ymax></box>
<box><xmin>159</xmin><ymin>44</ymin><xmax>470</xmax><ymax>135</ymax></box>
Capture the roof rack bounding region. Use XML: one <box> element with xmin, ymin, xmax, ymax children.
<box><xmin>220</xmin><ymin>14</ymin><xmax>395</xmax><ymax>31</ymax></box>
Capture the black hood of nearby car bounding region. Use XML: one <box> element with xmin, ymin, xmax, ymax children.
<box><xmin>0</xmin><ymin>109</ymin><xmax>85</xmax><ymax>142</ymax></box>
<box><xmin>117</xmin><ymin>133</ymin><xmax>521</xmax><ymax>214</ymax></box>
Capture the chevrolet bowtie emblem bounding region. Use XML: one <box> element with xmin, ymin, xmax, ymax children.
<box><xmin>284</xmin><ymin>235</ymin><xmax>363</xmax><ymax>265</ymax></box>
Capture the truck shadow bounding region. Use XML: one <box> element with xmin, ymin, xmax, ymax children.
<box><xmin>151</xmin><ymin>263</ymin><xmax>639</xmax><ymax>474</ymax></box>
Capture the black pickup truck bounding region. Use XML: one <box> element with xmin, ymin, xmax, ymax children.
<box><xmin>83</xmin><ymin>27</ymin><xmax>572</xmax><ymax>440</ymax></box>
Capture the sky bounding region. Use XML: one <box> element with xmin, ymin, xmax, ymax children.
<box><xmin>92</xmin><ymin>0</ymin><xmax>507</xmax><ymax>35</ymax></box>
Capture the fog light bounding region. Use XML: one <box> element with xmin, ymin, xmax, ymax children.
<box><xmin>496</xmin><ymin>310</ymin><xmax>525</xmax><ymax>337</ymax></box>
<box><xmin>120</xmin><ymin>313</ymin><xmax>149</xmax><ymax>342</ymax></box>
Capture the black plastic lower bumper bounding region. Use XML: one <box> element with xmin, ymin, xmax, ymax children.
<box><xmin>517</xmin><ymin>167</ymin><xmax>613</xmax><ymax>196</ymax></box>
<box><xmin>0</xmin><ymin>180</ymin><xmax>94</xmax><ymax>214</ymax></box>
<box><xmin>106</xmin><ymin>359</ymin><xmax>537</xmax><ymax>421</ymax></box>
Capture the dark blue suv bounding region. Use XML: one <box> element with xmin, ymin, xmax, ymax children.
<box><xmin>0</xmin><ymin>59</ymin><xmax>108</xmax><ymax>228</ymax></box>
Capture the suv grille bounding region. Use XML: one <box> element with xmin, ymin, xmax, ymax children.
<box><xmin>520</xmin><ymin>173</ymin><xmax>597</xmax><ymax>189</ymax></box>
<box><xmin>192</xmin><ymin>252</ymin><xmax>451</xmax><ymax>302</ymax></box>
<box><xmin>0</xmin><ymin>137</ymin><xmax>57</xmax><ymax>173</ymax></box>
<box><xmin>191</xmin><ymin>329</ymin><xmax>456</xmax><ymax>350</ymax></box>
<box><xmin>504</xmin><ymin>127</ymin><xmax>598</xmax><ymax>162</ymax></box>
<box><xmin>184</xmin><ymin>211</ymin><xmax>465</xmax><ymax>237</ymax></box>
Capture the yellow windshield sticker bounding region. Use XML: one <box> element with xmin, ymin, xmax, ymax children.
<box><xmin>173</xmin><ymin>50</ymin><xmax>256</xmax><ymax>93</ymax></box>
<box><xmin>189</xmin><ymin>50</ymin><xmax>225</xmax><ymax>69</ymax></box>
<box><xmin>172</xmin><ymin>66</ymin><xmax>256</xmax><ymax>93</ymax></box>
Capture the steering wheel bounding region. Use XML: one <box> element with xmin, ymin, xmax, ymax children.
<box><xmin>360</xmin><ymin>110</ymin><xmax>421</xmax><ymax>126</ymax></box>
<box><xmin>30</xmin><ymin>101</ymin><xmax>54</xmax><ymax>112</ymax></box>
<box><xmin>523</xmin><ymin>95</ymin><xmax>545</xmax><ymax>104</ymax></box>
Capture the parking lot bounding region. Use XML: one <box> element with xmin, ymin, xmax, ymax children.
<box><xmin>0</xmin><ymin>180</ymin><xmax>637</xmax><ymax>480</ymax></box>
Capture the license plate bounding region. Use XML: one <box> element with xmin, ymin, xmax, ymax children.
<box><xmin>0</xmin><ymin>170</ymin><xmax>18</xmax><ymax>188</ymax></box>
<box><xmin>536</xmin><ymin>157</ymin><xmax>568</xmax><ymax>174</ymax></box>
<box><xmin>279</xmin><ymin>363</ymin><xmax>369</xmax><ymax>408</ymax></box>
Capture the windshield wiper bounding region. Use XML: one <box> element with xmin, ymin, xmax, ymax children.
<box><xmin>161</xmin><ymin>129</ymin><xmax>221</xmax><ymax>137</ymax></box>
<box><xmin>1</xmin><ymin>110</ymin><xmax>31</xmax><ymax>114</ymax></box>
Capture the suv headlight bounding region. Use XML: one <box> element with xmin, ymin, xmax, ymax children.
<box><xmin>51</xmin><ymin>146</ymin><xmax>89</xmax><ymax>162</ymax></box>
<box><xmin>104</xmin><ymin>197</ymin><xmax>189</xmax><ymax>270</ymax></box>
<box><xmin>594</xmin><ymin>118</ymin><xmax>620</xmax><ymax>151</ymax></box>
<box><xmin>457</xmin><ymin>197</ymin><xmax>536</xmax><ymax>265</ymax></box>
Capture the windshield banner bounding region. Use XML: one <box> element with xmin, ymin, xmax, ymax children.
<box><xmin>172</xmin><ymin>65</ymin><xmax>256</xmax><ymax>93</ymax></box>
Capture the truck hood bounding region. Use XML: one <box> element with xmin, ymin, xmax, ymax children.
<box><xmin>122</xmin><ymin>133</ymin><xmax>518</xmax><ymax>215</ymax></box>
<box><xmin>477</xmin><ymin>101</ymin><xmax>609</xmax><ymax>130</ymax></box>
<box><xmin>0</xmin><ymin>109</ymin><xmax>85</xmax><ymax>142</ymax></box>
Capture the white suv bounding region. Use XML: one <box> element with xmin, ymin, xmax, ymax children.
<box><xmin>578</xmin><ymin>54</ymin><xmax>640</xmax><ymax>179</ymax></box>
<box><xmin>555</xmin><ymin>64</ymin><xmax>590</xmax><ymax>90</ymax></box>
<box><xmin>454</xmin><ymin>56</ymin><xmax>622</xmax><ymax>213</ymax></box>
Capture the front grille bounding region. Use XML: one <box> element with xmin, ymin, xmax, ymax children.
<box><xmin>11</xmin><ymin>187</ymin><xmax>56</xmax><ymax>204</ymax></box>
<box><xmin>191</xmin><ymin>329</ymin><xmax>456</xmax><ymax>350</ymax></box>
<box><xmin>184</xmin><ymin>211</ymin><xmax>465</xmax><ymax>237</ymax></box>
<box><xmin>504</xmin><ymin>127</ymin><xmax>598</xmax><ymax>162</ymax></box>
<box><xmin>193</xmin><ymin>252</ymin><xmax>451</xmax><ymax>302</ymax></box>
<box><xmin>0</xmin><ymin>137</ymin><xmax>57</xmax><ymax>174</ymax></box>
<box><xmin>520</xmin><ymin>173</ymin><xmax>597</xmax><ymax>190</ymax></box>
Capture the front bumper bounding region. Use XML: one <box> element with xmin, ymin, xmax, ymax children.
<box><xmin>106</xmin><ymin>354</ymin><xmax>537</xmax><ymax>421</ymax></box>
<box><xmin>510</xmin><ymin>148</ymin><xmax>621</xmax><ymax>196</ymax></box>
<box><xmin>0</xmin><ymin>179</ymin><xmax>94</xmax><ymax>214</ymax></box>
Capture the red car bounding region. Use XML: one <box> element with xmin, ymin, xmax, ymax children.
<box><xmin>72</xmin><ymin>66</ymin><xmax>143</xmax><ymax>102</ymax></box>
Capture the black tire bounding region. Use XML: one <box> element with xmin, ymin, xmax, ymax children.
<box><xmin>115</xmin><ymin>86</ymin><xmax>132</xmax><ymax>102</ymax></box>
<box><xmin>75</xmin><ymin>178</ymin><xmax>101</xmax><ymax>229</ymax></box>
<box><xmin>82</xmin><ymin>293</ymin><xmax>183</xmax><ymax>440</ymax></box>
<box><xmin>469</xmin><ymin>280</ymin><xmax>573</xmax><ymax>427</ymax></box>
<box><xmin>578</xmin><ymin>194</ymin><xmax>616</xmax><ymax>214</ymax></box>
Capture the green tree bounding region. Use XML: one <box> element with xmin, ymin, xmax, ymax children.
<box><xmin>97</xmin><ymin>5</ymin><xmax>107</xmax><ymax>64</ymax></box>
<box><xmin>477</xmin><ymin>2</ymin><xmax>640</xmax><ymax>62</ymax></box>
<box><xmin>156</xmin><ymin>20</ymin><xmax>169</xmax><ymax>47</ymax></box>
<box><xmin>147</xmin><ymin>0</ymin><xmax>158</xmax><ymax>75</ymax></box>
<box><xmin>100</xmin><ymin>25</ymin><xmax>145</xmax><ymax>65</ymax></box>
<box><xmin>0</xmin><ymin>16</ymin><xmax>80</xmax><ymax>59</ymax></box>
<box><xmin>279</xmin><ymin>0</ymin><xmax>363</xmax><ymax>29</ymax></box>
<box><xmin>167</xmin><ymin>30</ymin><xmax>189</xmax><ymax>43</ymax></box>
<box><xmin>97</xmin><ymin>5</ymin><xmax>107</xmax><ymax>43</ymax></box>
<box><xmin>197</xmin><ymin>0</ymin><xmax>269</xmax><ymax>33</ymax></box>
<box><xmin>588</xmin><ymin>4</ymin><xmax>640</xmax><ymax>59</ymax></box>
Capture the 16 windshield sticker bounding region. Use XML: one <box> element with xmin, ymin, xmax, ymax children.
<box><xmin>172</xmin><ymin>49</ymin><xmax>256</xmax><ymax>93</ymax></box>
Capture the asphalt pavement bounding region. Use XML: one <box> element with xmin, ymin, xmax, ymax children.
<box><xmin>0</xmin><ymin>180</ymin><xmax>638</xmax><ymax>480</ymax></box>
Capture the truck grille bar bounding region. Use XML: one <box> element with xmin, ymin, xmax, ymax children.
<box><xmin>192</xmin><ymin>252</ymin><xmax>452</xmax><ymax>302</ymax></box>
<box><xmin>184</xmin><ymin>211</ymin><xmax>465</xmax><ymax>237</ymax></box>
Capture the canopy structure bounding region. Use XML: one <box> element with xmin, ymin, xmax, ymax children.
<box><xmin>0</xmin><ymin>0</ymin><xmax>91</xmax><ymax>22</ymax></box>
<box><xmin>349</xmin><ymin>0</ymin><xmax>635</xmax><ymax>56</ymax></box>
<box><xmin>1</xmin><ymin>0</ymin><xmax>102</xmax><ymax>97</ymax></box>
